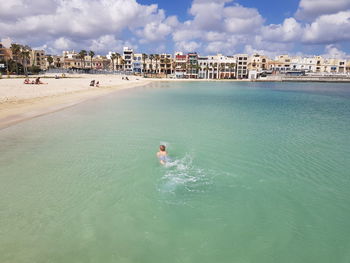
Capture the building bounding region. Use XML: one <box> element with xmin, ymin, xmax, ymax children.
<box><xmin>186</xmin><ymin>52</ymin><xmax>198</xmax><ymax>79</ymax></box>
<box><xmin>198</xmin><ymin>56</ymin><xmax>209</xmax><ymax>79</ymax></box>
<box><xmin>346</xmin><ymin>61</ymin><xmax>350</xmax><ymax>73</ymax></box>
<box><xmin>0</xmin><ymin>43</ymin><xmax>12</xmax><ymax>62</ymax></box>
<box><xmin>159</xmin><ymin>54</ymin><xmax>172</xmax><ymax>77</ymax></box>
<box><xmin>198</xmin><ymin>54</ymin><xmax>236</xmax><ymax>79</ymax></box>
<box><xmin>60</xmin><ymin>51</ymin><xmax>110</xmax><ymax>70</ymax></box>
<box><xmin>269</xmin><ymin>55</ymin><xmax>293</xmax><ymax>73</ymax></box>
<box><xmin>217</xmin><ymin>55</ymin><xmax>236</xmax><ymax>79</ymax></box>
<box><xmin>30</xmin><ymin>50</ymin><xmax>46</xmax><ymax>70</ymax></box>
<box><xmin>174</xmin><ymin>52</ymin><xmax>187</xmax><ymax>78</ymax></box>
<box><xmin>133</xmin><ymin>53</ymin><xmax>143</xmax><ymax>74</ymax></box>
<box><xmin>123</xmin><ymin>47</ymin><xmax>133</xmax><ymax>72</ymax></box>
<box><xmin>248</xmin><ymin>54</ymin><xmax>269</xmax><ymax>72</ymax></box>
<box><xmin>235</xmin><ymin>54</ymin><xmax>248</xmax><ymax>79</ymax></box>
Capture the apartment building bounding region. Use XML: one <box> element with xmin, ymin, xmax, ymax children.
<box><xmin>198</xmin><ymin>56</ymin><xmax>209</xmax><ymax>79</ymax></box>
<box><xmin>235</xmin><ymin>54</ymin><xmax>248</xmax><ymax>79</ymax></box>
<box><xmin>186</xmin><ymin>53</ymin><xmax>198</xmax><ymax>79</ymax></box>
<box><xmin>159</xmin><ymin>54</ymin><xmax>172</xmax><ymax>77</ymax></box>
<box><xmin>197</xmin><ymin>54</ymin><xmax>237</xmax><ymax>79</ymax></box>
<box><xmin>123</xmin><ymin>47</ymin><xmax>133</xmax><ymax>72</ymax></box>
<box><xmin>30</xmin><ymin>50</ymin><xmax>46</xmax><ymax>70</ymax></box>
<box><xmin>133</xmin><ymin>53</ymin><xmax>143</xmax><ymax>74</ymax></box>
<box><xmin>217</xmin><ymin>55</ymin><xmax>236</xmax><ymax>79</ymax></box>
<box><xmin>248</xmin><ymin>54</ymin><xmax>269</xmax><ymax>72</ymax></box>
<box><xmin>269</xmin><ymin>55</ymin><xmax>293</xmax><ymax>72</ymax></box>
<box><xmin>61</xmin><ymin>51</ymin><xmax>110</xmax><ymax>70</ymax></box>
<box><xmin>0</xmin><ymin>43</ymin><xmax>12</xmax><ymax>62</ymax></box>
<box><xmin>174</xmin><ymin>52</ymin><xmax>187</xmax><ymax>78</ymax></box>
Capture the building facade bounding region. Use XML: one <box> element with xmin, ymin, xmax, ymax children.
<box><xmin>235</xmin><ymin>54</ymin><xmax>248</xmax><ymax>79</ymax></box>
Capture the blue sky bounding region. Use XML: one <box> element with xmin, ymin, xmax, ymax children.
<box><xmin>0</xmin><ymin>0</ymin><xmax>350</xmax><ymax>57</ymax></box>
<box><xmin>138</xmin><ymin>0</ymin><xmax>299</xmax><ymax>24</ymax></box>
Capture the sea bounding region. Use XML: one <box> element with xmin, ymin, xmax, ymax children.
<box><xmin>1</xmin><ymin>81</ymin><xmax>349</xmax><ymax>262</ymax></box>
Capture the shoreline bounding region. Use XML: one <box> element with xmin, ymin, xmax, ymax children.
<box><xmin>0</xmin><ymin>76</ymin><xmax>152</xmax><ymax>130</ymax></box>
<box><xmin>1</xmin><ymin>74</ymin><xmax>350</xmax><ymax>129</ymax></box>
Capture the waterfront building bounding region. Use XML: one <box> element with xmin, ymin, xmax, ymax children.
<box><xmin>123</xmin><ymin>47</ymin><xmax>133</xmax><ymax>72</ymax></box>
<box><xmin>337</xmin><ymin>59</ymin><xmax>346</xmax><ymax>73</ymax></box>
<box><xmin>133</xmin><ymin>53</ymin><xmax>143</xmax><ymax>74</ymax></box>
<box><xmin>198</xmin><ymin>56</ymin><xmax>209</xmax><ymax>79</ymax></box>
<box><xmin>0</xmin><ymin>43</ymin><xmax>12</xmax><ymax>62</ymax></box>
<box><xmin>30</xmin><ymin>50</ymin><xmax>46</xmax><ymax>70</ymax></box>
<box><xmin>49</xmin><ymin>55</ymin><xmax>62</xmax><ymax>68</ymax></box>
<box><xmin>235</xmin><ymin>54</ymin><xmax>248</xmax><ymax>79</ymax></box>
<box><xmin>197</xmin><ymin>54</ymin><xmax>237</xmax><ymax>79</ymax></box>
<box><xmin>61</xmin><ymin>51</ymin><xmax>110</xmax><ymax>70</ymax></box>
<box><xmin>61</xmin><ymin>51</ymin><xmax>82</xmax><ymax>69</ymax></box>
<box><xmin>323</xmin><ymin>58</ymin><xmax>346</xmax><ymax>73</ymax></box>
<box><xmin>269</xmin><ymin>55</ymin><xmax>293</xmax><ymax>73</ymax></box>
<box><xmin>248</xmin><ymin>54</ymin><xmax>269</xmax><ymax>72</ymax></box>
<box><xmin>186</xmin><ymin>53</ymin><xmax>199</xmax><ymax>79</ymax></box>
<box><xmin>174</xmin><ymin>52</ymin><xmax>187</xmax><ymax>79</ymax></box>
<box><xmin>159</xmin><ymin>54</ymin><xmax>173</xmax><ymax>77</ymax></box>
<box><xmin>218</xmin><ymin>55</ymin><xmax>236</xmax><ymax>79</ymax></box>
<box><xmin>346</xmin><ymin>61</ymin><xmax>350</xmax><ymax>73</ymax></box>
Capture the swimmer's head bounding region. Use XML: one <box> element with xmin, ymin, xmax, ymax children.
<box><xmin>159</xmin><ymin>145</ymin><xmax>166</xmax><ymax>151</ymax></box>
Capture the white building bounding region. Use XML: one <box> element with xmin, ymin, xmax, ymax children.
<box><xmin>235</xmin><ymin>54</ymin><xmax>248</xmax><ymax>79</ymax></box>
<box><xmin>123</xmin><ymin>47</ymin><xmax>133</xmax><ymax>72</ymax></box>
<box><xmin>197</xmin><ymin>54</ymin><xmax>236</xmax><ymax>79</ymax></box>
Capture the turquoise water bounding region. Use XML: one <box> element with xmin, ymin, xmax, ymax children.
<box><xmin>1</xmin><ymin>81</ymin><xmax>350</xmax><ymax>262</ymax></box>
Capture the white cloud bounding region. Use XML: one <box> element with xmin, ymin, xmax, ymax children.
<box><xmin>89</xmin><ymin>35</ymin><xmax>136</xmax><ymax>53</ymax></box>
<box><xmin>302</xmin><ymin>11</ymin><xmax>350</xmax><ymax>44</ymax></box>
<box><xmin>53</xmin><ymin>37</ymin><xmax>76</xmax><ymax>51</ymax></box>
<box><xmin>172</xmin><ymin>2</ymin><xmax>265</xmax><ymax>54</ymax></box>
<box><xmin>322</xmin><ymin>44</ymin><xmax>350</xmax><ymax>59</ymax></box>
<box><xmin>224</xmin><ymin>5</ymin><xmax>264</xmax><ymax>34</ymax></box>
<box><xmin>205</xmin><ymin>38</ymin><xmax>237</xmax><ymax>54</ymax></box>
<box><xmin>138</xmin><ymin>16</ymin><xmax>179</xmax><ymax>43</ymax></box>
<box><xmin>262</xmin><ymin>18</ymin><xmax>303</xmax><ymax>42</ymax></box>
<box><xmin>0</xmin><ymin>0</ymin><xmax>171</xmax><ymax>53</ymax></box>
<box><xmin>296</xmin><ymin>0</ymin><xmax>350</xmax><ymax>21</ymax></box>
<box><xmin>175</xmin><ymin>41</ymin><xmax>201</xmax><ymax>52</ymax></box>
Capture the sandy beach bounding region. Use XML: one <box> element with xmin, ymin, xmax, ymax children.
<box><xmin>0</xmin><ymin>74</ymin><xmax>151</xmax><ymax>129</ymax></box>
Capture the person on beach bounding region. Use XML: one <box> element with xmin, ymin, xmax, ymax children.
<box><xmin>35</xmin><ymin>77</ymin><xmax>46</xmax><ymax>84</ymax></box>
<box><xmin>90</xmin><ymin>80</ymin><xmax>95</xmax><ymax>86</ymax></box>
<box><xmin>95</xmin><ymin>81</ymin><xmax>100</xmax><ymax>87</ymax></box>
<box><xmin>24</xmin><ymin>78</ymin><xmax>30</xmax><ymax>84</ymax></box>
<box><xmin>157</xmin><ymin>145</ymin><xmax>170</xmax><ymax>165</ymax></box>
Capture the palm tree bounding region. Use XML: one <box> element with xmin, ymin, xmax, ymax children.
<box><xmin>149</xmin><ymin>54</ymin><xmax>154</xmax><ymax>76</ymax></box>
<box><xmin>56</xmin><ymin>57</ymin><xmax>61</xmax><ymax>68</ymax></box>
<box><xmin>20</xmin><ymin>46</ymin><xmax>30</xmax><ymax>76</ymax></box>
<box><xmin>115</xmin><ymin>53</ymin><xmax>121</xmax><ymax>71</ymax></box>
<box><xmin>154</xmin><ymin>54</ymin><xmax>160</xmax><ymax>76</ymax></box>
<box><xmin>205</xmin><ymin>65</ymin><xmax>210</xmax><ymax>79</ymax></box>
<box><xmin>47</xmin><ymin>56</ymin><xmax>54</xmax><ymax>68</ymax></box>
<box><xmin>111</xmin><ymin>53</ymin><xmax>117</xmax><ymax>71</ymax></box>
<box><xmin>79</xmin><ymin>50</ymin><xmax>87</xmax><ymax>69</ymax></box>
<box><xmin>120</xmin><ymin>58</ymin><xmax>125</xmax><ymax>72</ymax></box>
<box><xmin>10</xmin><ymin>44</ymin><xmax>21</xmax><ymax>74</ymax></box>
<box><xmin>228</xmin><ymin>63</ymin><xmax>236</xmax><ymax>79</ymax></box>
<box><xmin>142</xmin><ymin>53</ymin><xmax>148</xmax><ymax>77</ymax></box>
<box><xmin>89</xmin><ymin>50</ymin><xmax>95</xmax><ymax>69</ymax></box>
<box><xmin>164</xmin><ymin>57</ymin><xmax>170</xmax><ymax>78</ymax></box>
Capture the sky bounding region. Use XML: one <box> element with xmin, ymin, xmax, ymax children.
<box><xmin>1</xmin><ymin>0</ymin><xmax>350</xmax><ymax>58</ymax></box>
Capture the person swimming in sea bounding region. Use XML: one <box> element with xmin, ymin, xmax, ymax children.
<box><xmin>157</xmin><ymin>145</ymin><xmax>171</xmax><ymax>165</ymax></box>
